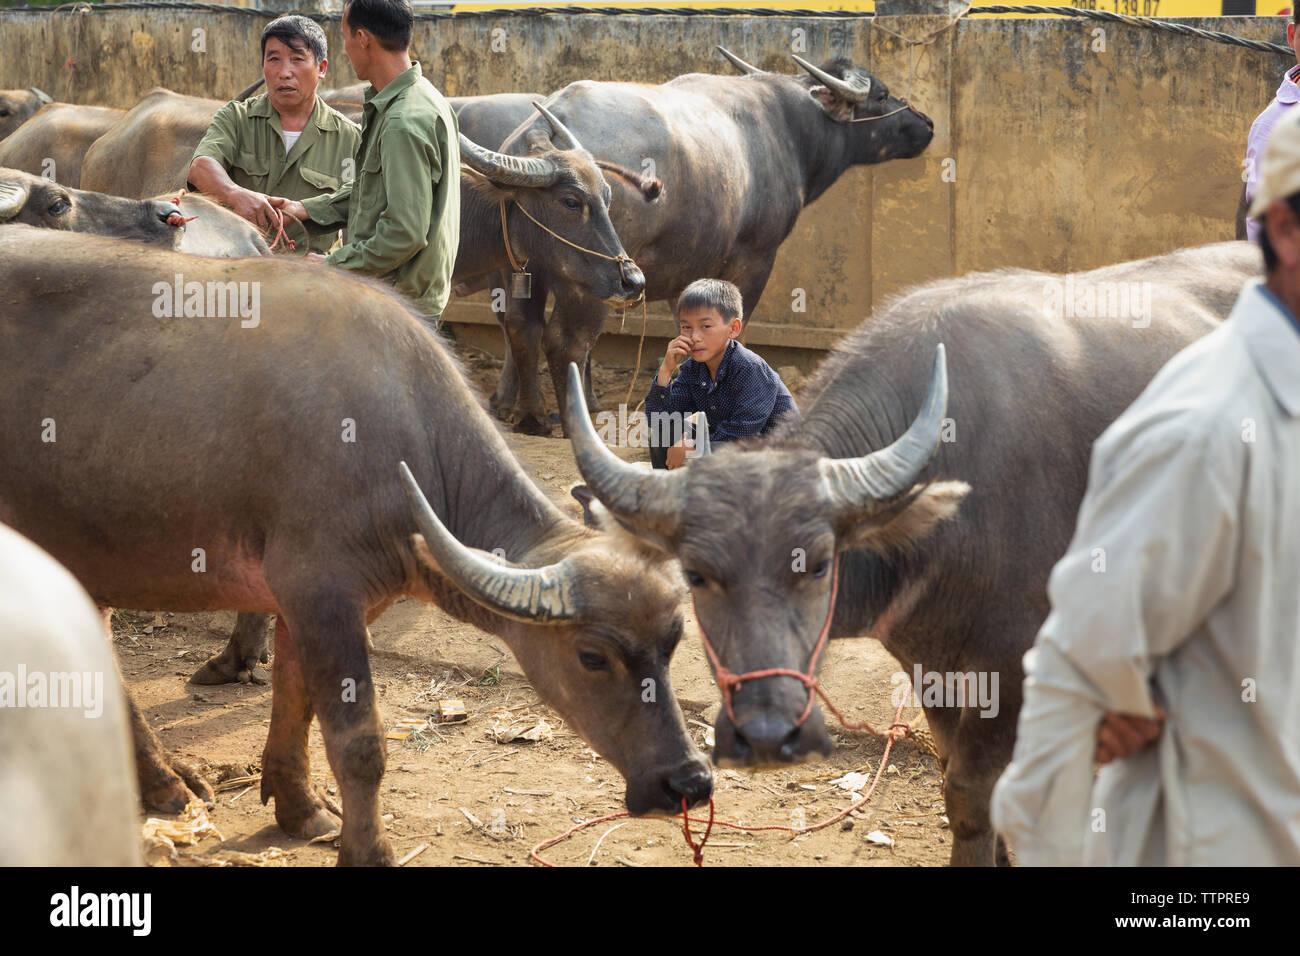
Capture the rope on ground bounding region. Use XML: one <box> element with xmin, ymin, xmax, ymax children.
<box><xmin>530</xmin><ymin>681</ymin><xmax>918</xmax><ymax>866</ymax></box>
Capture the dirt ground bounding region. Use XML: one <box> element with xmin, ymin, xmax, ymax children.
<box><xmin>116</xmin><ymin>350</ymin><xmax>949</xmax><ymax>868</ymax></box>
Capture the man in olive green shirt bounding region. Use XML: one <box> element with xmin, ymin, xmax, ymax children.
<box><xmin>188</xmin><ymin>15</ymin><xmax>361</xmax><ymax>256</ymax></box>
<box><xmin>273</xmin><ymin>0</ymin><xmax>460</xmax><ymax>319</ymax></box>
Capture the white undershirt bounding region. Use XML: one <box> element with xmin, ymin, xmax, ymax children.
<box><xmin>281</xmin><ymin>129</ymin><xmax>303</xmax><ymax>154</ymax></box>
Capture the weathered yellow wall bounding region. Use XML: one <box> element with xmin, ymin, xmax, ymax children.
<box><xmin>0</xmin><ymin>9</ymin><xmax>1285</xmax><ymax>365</ymax></box>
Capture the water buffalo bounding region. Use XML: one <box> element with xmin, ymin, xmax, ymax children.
<box><xmin>0</xmin><ymin>166</ymin><xmax>269</xmax><ymax>256</ymax></box>
<box><xmin>320</xmin><ymin>82</ymin><xmax>367</xmax><ymax>124</ymax></box>
<box><xmin>80</xmin><ymin>89</ymin><xmax>223</xmax><ymax>199</ymax></box>
<box><xmin>493</xmin><ymin>50</ymin><xmax>935</xmax><ymax>434</ymax></box>
<box><xmin>0</xmin><ymin>523</ymin><xmax>141</xmax><ymax>866</ymax></box>
<box><xmin>193</xmin><ymin>108</ymin><xmax>653</xmax><ymax>687</ymax></box>
<box><xmin>0</xmin><ymin>227</ymin><xmax>708</xmax><ymax>865</ymax></box>
<box><xmin>453</xmin><ymin>92</ymin><xmax>647</xmax><ymax>420</ymax></box>
<box><xmin>0</xmin><ymin>86</ymin><xmax>50</xmax><ymax>141</ymax></box>
<box><xmin>565</xmin><ymin>241</ymin><xmax>1261</xmax><ymax>866</ymax></box>
<box><xmin>0</xmin><ymin>102</ymin><xmax>125</xmax><ymax>188</ymax></box>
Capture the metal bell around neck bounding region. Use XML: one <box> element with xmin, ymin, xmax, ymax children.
<box><xmin>511</xmin><ymin>269</ymin><xmax>532</xmax><ymax>299</ymax></box>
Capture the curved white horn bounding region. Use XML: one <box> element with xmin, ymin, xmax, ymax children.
<box><xmin>0</xmin><ymin>179</ymin><xmax>29</xmax><ymax>221</ymax></box>
<box><xmin>818</xmin><ymin>344</ymin><xmax>950</xmax><ymax>517</ymax></box>
<box><xmin>532</xmin><ymin>101</ymin><xmax>584</xmax><ymax>154</ymax></box>
<box><xmin>792</xmin><ymin>54</ymin><xmax>872</xmax><ymax>104</ymax></box>
<box><xmin>400</xmin><ymin>461</ymin><xmax>583</xmax><ymax>624</ymax></box>
<box><xmin>563</xmin><ymin>363</ymin><xmax>685</xmax><ymax>539</ymax></box>
<box><xmin>716</xmin><ymin>46</ymin><xmax>763</xmax><ymax>76</ymax></box>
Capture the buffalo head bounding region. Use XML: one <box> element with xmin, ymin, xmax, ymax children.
<box><xmin>398</xmin><ymin>463</ymin><xmax>711</xmax><ymax>816</ymax></box>
<box><xmin>717</xmin><ymin>48</ymin><xmax>934</xmax><ymax>164</ymax></box>
<box><xmin>792</xmin><ymin>55</ymin><xmax>934</xmax><ymax>162</ymax></box>
<box><xmin>0</xmin><ymin>87</ymin><xmax>50</xmax><ymax>140</ymax></box>
<box><xmin>563</xmin><ymin>349</ymin><xmax>969</xmax><ymax>768</ymax></box>
<box><xmin>0</xmin><ymin>167</ymin><xmax>186</xmax><ymax>246</ymax></box>
<box><xmin>459</xmin><ymin>103</ymin><xmax>649</xmax><ymax>307</ymax></box>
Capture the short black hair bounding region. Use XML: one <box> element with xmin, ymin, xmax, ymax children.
<box><xmin>676</xmin><ymin>278</ymin><xmax>743</xmax><ymax>322</ymax></box>
<box><xmin>1257</xmin><ymin>192</ymin><xmax>1300</xmax><ymax>272</ymax></box>
<box><xmin>343</xmin><ymin>0</ymin><xmax>413</xmax><ymax>53</ymax></box>
<box><xmin>261</xmin><ymin>15</ymin><xmax>328</xmax><ymax>63</ymax></box>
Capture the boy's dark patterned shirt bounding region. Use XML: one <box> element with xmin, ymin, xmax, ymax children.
<box><xmin>644</xmin><ymin>339</ymin><xmax>798</xmax><ymax>442</ymax></box>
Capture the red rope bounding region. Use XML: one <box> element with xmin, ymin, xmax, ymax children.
<box><xmin>528</xmin><ymin>685</ymin><xmax>914</xmax><ymax>866</ymax></box>
<box><xmin>531</xmin><ymin>558</ymin><xmax>920</xmax><ymax>866</ymax></box>
<box><xmin>681</xmin><ymin>796</ymin><xmax>714</xmax><ymax>866</ymax></box>
<box><xmin>268</xmin><ymin>207</ymin><xmax>298</xmax><ymax>253</ymax></box>
<box><xmin>164</xmin><ymin>188</ymin><xmax>198</xmax><ymax>229</ymax></box>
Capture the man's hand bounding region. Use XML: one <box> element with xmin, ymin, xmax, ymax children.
<box><xmin>1096</xmin><ymin>706</ymin><xmax>1166</xmax><ymax>765</ymax></box>
<box><xmin>666</xmin><ymin>438</ymin><xmax>694</xmax><ymax>470</ymax></box>
<box><xmin>226</xmin><ymin>187</ymin><xmax>280</xmax><ymax>232</ymax></box>
<box><xmin>269</xmin><ymin>196</ymin><xmax>310</xmax><ymax>225</ymax></box>
<box><xmin>656</xmin><ymin>335</ymin><xmax>693</xmax><ymax>387</ymax></box>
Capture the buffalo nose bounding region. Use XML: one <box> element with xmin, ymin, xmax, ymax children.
<box><xmin>621</xmin><ymin>261</ymin><xmax>645</xmax><ymax>298</ymax></box>
<box><xmin>155</xmin><ymin>201</ymin><xmax>183</xmax><ymax>225</ymax></box>
<box><xmin>666</xmin><ymin>765</ymin><xmax>714</xmax><ymax>809</ymax></box>
<box><xmin>735</xmin><ymin>715</ymin><xmax>802</xmax><ymax>763</ymax></box>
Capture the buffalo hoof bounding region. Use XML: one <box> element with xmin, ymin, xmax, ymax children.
<box><xmin>513</xmin><ymin>413</ymin><xmax>552</xmax><ymax>436</ymax></box>
<box><xmin>141</xmin><ymin>756</ymin><xmax>216</xmax><ymax>813</ymax></box>
<box><xmin>191</xmin><ymin>656</ymin><xmax>269</xmax><ymax>686</ymax></box>
<box><xmin>265</xmin><ymin>781</ymin><xmax>343</xmax><ymax>841</ymax></box>
<box><xmin>338</xmin><ymin>837</ymin><xmax>396</xmax><ymax>867</ymax></box>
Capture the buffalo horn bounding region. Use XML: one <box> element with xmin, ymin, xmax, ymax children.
<box><xmin>0</xmin><ymin>180</ymin><xmax>28</xmax><ymax>221</ymax></box>
<box><xmin>792</xmin><ymin>54</ymin><xmax>872</xmax><ymax>103</ymax></box>
<box><xmin>563</xmin><ymin>363</ymin><xmax>685</xmax><ymax>539</ymax></box>
<box><xmin>399</xmin><ymin>461</ymin><xmax>582</xmax><ymax>624</ymax></box>
<box><xmin>29</xmin><ymin>87</ymin><xmax>51</xmax><ymax>105</ymax></box>
<box><xmin>459</xmin><ymin>133</ymin><xmax>559</xmax><ymax>188</ymax></box>
<box><xmin>818</xmin><ymin>344</ymin><xmax>950</xmax><ymax>516</ymax></box>
<box><xmin>716</xmin><ymin>46</ymin><xmax>763</xmax><ymax>76</ymax></box>
<box><xmin>234</xmin><ymin>77</ymin><xmax>266</xmax><ymax>102</ymax></box>
<box><xmin>532</xmin><ymin>101</ymin><xmax>586</xmax><ymax>155</ymax></box>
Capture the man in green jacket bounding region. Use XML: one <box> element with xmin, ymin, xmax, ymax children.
<box><xmin>273</xmin><ymin>0</ymin><xmax>460</xmax><ymax>320</ymax></box>
<box><xmin>187</xmin><ymin>15</ymin><xmax>360</xmax><ymax>256</ymax></box>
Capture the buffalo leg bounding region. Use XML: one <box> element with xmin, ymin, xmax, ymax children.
<box><xmin>504</xmin><ymin>289</ymin><xmax>551</xmax><ymax>435</ymax></box>
<box><xmin>191</xmin><ymin>611</ymin><xmax>271</xmax><ymax>685</ymax></box>
<box><xmin>733</xmin><ymin>259</ymin><xmax>776</xmax><ymax>332</ymax></box>
<box><xmin>490</xmin><ymin>325</ymin><xmax>519</xmax><ymax>418</ymax></box>
<box><xmin>584</xmin><ymin>353</ymin><xmax>599</xmax><ymax>413</ymax></box>
<box><xmin>126</xmin><ymin>689</ymin><xmax>216</xmax><ymax>812</ymax></box>
<box><xmin>939</xmin><ymin>708</ymin><xmax>1017</xmax><ymax>867</ymax></box>
<box><xmin>101</xmin><ymin>606</ymin><xmax>215</xmax><ymax>812</ymax></box>
<box><xmin>259</xmin><ymin>616</ymin><xmax>342</xmax><ymax>841</ymax></box>
<box><xmin>270</xmin><ymin>586</ymin><xmax>391</xmax><ymax>866</ymax></box>
<box><xmin>545</xmin><ymin>292</ymin><xmax>607</xmax><ymax>437</ymax></box>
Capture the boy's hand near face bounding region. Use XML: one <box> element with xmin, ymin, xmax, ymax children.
<box><xmin>657</xmin><ymin>335</ymin><xmax>694</xmax><ymax>386</ymax></box>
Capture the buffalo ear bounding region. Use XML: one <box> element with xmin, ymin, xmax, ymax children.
<box><xmin>810</xmin><ymin>86</ymin><xmax>855</xmax><ymax>123</ymax></box>
<box><xmin>837</xmin><ymin>480</ymin><xmax>970</xmax><ymax>554</ymax></box>
<box><xmin>525</xmin><ymin>127</ymin><xmax>555</xmax><ymax>154</ymax></box>
<box><xmin>570</xmin><ymin>482</ymin><xmax>678</xmax><ymax>559</ymax></box>
<box><xmin>460</xmin><ymin>166</ymin><xmax>515</xmax><ymax>203</ymax></box>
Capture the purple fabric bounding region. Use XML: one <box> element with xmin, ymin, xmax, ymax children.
<box><xmin>1245</xmin><ymin>64</ymin><xmax>1300</xmax><ymax>241</ymax></box>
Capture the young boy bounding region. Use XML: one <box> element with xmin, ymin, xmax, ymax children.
<box><xmin>645</xmin><ymin>279</ymin><xmax>797</xmax><ymax>469</ymax></box>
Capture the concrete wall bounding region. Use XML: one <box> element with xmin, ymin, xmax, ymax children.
<box><xmin>0</xmin><ymin>8</ymin><xmax>1286</xmax><ymax>370</ymax></box>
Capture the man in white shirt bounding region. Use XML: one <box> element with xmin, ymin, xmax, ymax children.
<box><xmin>992</xmin><ymin>109</ymin><xmax>1300</xmax><ymax>866</ymax></box>
<box><xmin>1241</xmin><ymin>10</ymin><xmax>1300</xmax><ymax>241</ymax></box>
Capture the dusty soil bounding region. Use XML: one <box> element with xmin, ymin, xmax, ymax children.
<box><xmin>117</xmin><ymin>351</ymin><xmax>948</xmax><ymax>868</ymax></box>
